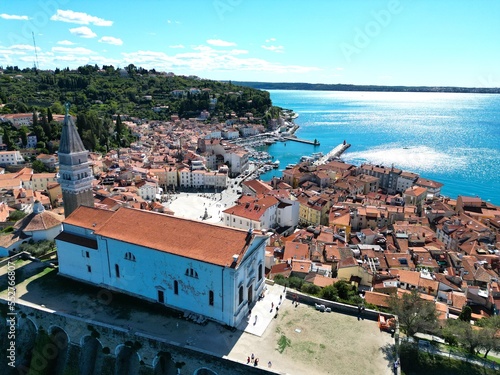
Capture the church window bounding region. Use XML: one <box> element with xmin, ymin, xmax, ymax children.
<box><xmin>125</xmin><ymin>252</ymin><xmax>136</xmax><ymax>261</ymax></box>
<box><xmin>87</xmin><ymin>265</ymin><xmax>92</xmax><ymax>273</ymax></box>
<box><xmin>238</xmin><ymin>286</ymin><xmax>243</xmax><ymax>305</ymax></box>
<box><xmin>209</xmin><ymin>290</ymin><xmax>214</xmax><ymax>306</ymax></box>
<box><xmin>258</xmin><ymin>263</ymin><xmax>263</xmax><ymax>281</ymax></box>
<box><xmin>174</xmin><ymin>280</ymin><xmax>179</xmax><ymax>295</ymax></box>
<box><xmin>115</xmin><ymin>264</ymin><xmax>120</xmax><ymax>278</ymax></box>
<box><xmin>185</xmin><ymin>267</ymin><xmax>198</xmax><ymax>278</ymax></box>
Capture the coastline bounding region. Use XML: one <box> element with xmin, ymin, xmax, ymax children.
<box><xmin>262</xmin><ymin>90</ymin><xmax>500</xmax><ymax>205</ymax></box>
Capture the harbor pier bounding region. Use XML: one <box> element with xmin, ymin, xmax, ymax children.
<box><xmin>314</xmin><ymin>142</ymin><xmax>351</xmax><ymax>166</ymax></box>
<box><xmin>283</xmin><ymin>136</ymin><xmax>320</xmax><ymax>145</ymax></box>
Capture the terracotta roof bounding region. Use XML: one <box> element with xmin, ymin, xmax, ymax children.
<box><xmin>283</xmin><ymin>241</ymin><xmax>309</xmax><ymax>261</ymax></box>
<box><xmin>304</xmin><ymin>273</ymin><xmax>336</xmax><ymax>288</ymax></box>
<box><xmin>14</xmin><ymin>210</ymin><xmax>64</xmax><ymax>232</ymax></box>
<box><xmin>364</xmin><ymin>291</ymin><xmax>390</xmax><ymax>308</ymax></box>
<box><xmin>223</xmin><ymin>196</ymin><xmax>279</xmax><ymax>221</ymax></box>
<box><xmin>65</xmin><ymin>206</ymin><xmax>260</xmax><ymax>267</ymax></box>
<box><xmin>291</xmin><ymin>259</ymin><xmax>311</xmax><ymax>273</ymax></box>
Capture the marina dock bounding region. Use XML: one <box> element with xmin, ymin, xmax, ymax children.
<box><xmin>314</xmin><ymin>142</ymin><xmax>351</xmax><ymax>166</ymax></box>
<box><xmin>283</xmin><ymin>136</ymin><xmax>320</xmax><ymax>145</ymax></box>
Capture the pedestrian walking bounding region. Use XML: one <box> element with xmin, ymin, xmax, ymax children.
<box><xmin>251</xmin><ymin>353</ymin><xmax>255</xmax><ymax>363</ymax></box>
<box><xmin>268</xmin><ymin>361</ymin><xmax>272</xmax><ymax>368</ymax></box>
<box><xmin>247</xmin><ymin>356</ymin><xmax>250</xmax><ymax>364</ymax></box>
<box><xmin>254</xmin><ymin>358</ymin><xmax>259</xmax><ymax>366</ymax></box>
<box><xmin>271</xmin><ymin>302</ymin><xmax>274</xmax><ymax>310</ymax></box>
<box><xmin>254</xmin><ymin>314</ymin><xmax>258</xmax><ymax>325</ymax></box>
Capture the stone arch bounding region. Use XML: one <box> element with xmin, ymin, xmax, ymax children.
<box><xmin>49</xmin><ymin>325</ymin><xmax>69</xmax><ymax>375</ymax></box>
<box><xmin>18</xmin><ymin>317</ymin><xmax>38</xmax><ymax>366</ymax></box>
<box><xmin>7</xmin><ymin>316</ymin><xmax>38</xmax><ymax>371</ymax></box>
<box><xmin>79</xmin><ymin>335</ymin><xmax>103</xmax><ymax>375</ymax></box>
<box><xmin>193</xmin><ymin>368</ymin><xmax>218</xmax><ymax>375</ymax></box>
<box><xmin>115</xmin><ymin>344</ymin><xmax>140</xmax><ymax>375</ymax></box>
<box><xmin>27</xmin><ymin>325</ymin><xmax>69</xmax><ymax>375</ymax></box>
<box><xmin>152</xmin><ymin>351</ymin><xmax>177</xmax><ymax>375</ymax></box>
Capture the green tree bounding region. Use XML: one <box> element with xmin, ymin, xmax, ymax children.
<box><xmin>32</xmin><ymin>111</ymin><xmax>38</xmax><ymax>127</ymax></box>
<box><xmin>320</xmin><ymin>285</ymin><xmax>338</xmax><ymax>301</ymax></box>
<box><xmin>31</xmin><ymin>159</ymin><xmax>47</xmax><ymax>173</ymax></box>
<box><xmin>115</xmin><ymin>114</ymin><xmax>123</xmax><ymax>146</ymax></box>
<box><xmin>334</xmin><ymin>280</ymin><xmax>355</xmax><ymax>301</ymax></box>
<box><xmin>476</xmin><ymin>316</ymin><xmax>500</xmax><ymax>358</ymax></box>
<box><xmin>287</xmin><ymin>276</ymin><xmax>304</xmax><ymax>290</ymax></box>
<box><xmin>18</xmin><ymin>126</ymin><xmax>28</xmax><ymax>147</ymax></box>
<box><xmin>458</xmin><ymin>305</ymin><xmax>472</xmax><ymax>322</ymax></box>
<box><xmin>443</xmin><ymin>319</ymin><xmax>482</xmax><ymax>354</ymax></box>
<box><xmin>388</xmin><ymin>289</ymin><xmax>439</xmax><ymax>337</ymax></box>
<box><xmin>47</xmin><ymin>107</ymin><xmax>53</xmax><ymax>122</ymax></box>
<box><xmin>8</xmin><ymin>210</ymin><xmax>27</xmax><ymax>221</ymax></box>
<box><xmin>301</xmin><ymin>283</ymin><xmax>321</xmax><ymax>295</ymax></box>
<box><xmin>3</xmin><ymin>129</ymin><xmax>14</xmax><ymax>150</ymax></box>
<box><xmin>51</xmin><ymin>101</ymin><xmax>64</xmax><ymax>114</ymax></box>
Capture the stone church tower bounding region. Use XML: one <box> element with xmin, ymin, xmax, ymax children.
<box><xmin>58</xmin><ymin>104</ymin><xmax>94</xmax><ymax>217</ymax></box>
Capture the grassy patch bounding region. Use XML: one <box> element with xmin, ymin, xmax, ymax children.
<box><xmin>277</xmin><ymin>334</ymin><xmax>291</xmax><ymax>354</ymax></box>
<box><xmin>294</xmin><ymin>341</ymin><xmax>317</xmax><ymax>356</ymax></box>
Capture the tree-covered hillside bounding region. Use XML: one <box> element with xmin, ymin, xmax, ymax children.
<box><xmin>0</xmin><ymin>65</ymin><xmax>272</xmax><ymax>120</ymax></box>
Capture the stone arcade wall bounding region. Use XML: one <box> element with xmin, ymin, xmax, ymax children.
<box><xmin>0</xmin><ymin>302</ymin><xmax>274</xmax><ymax>375</ymax></box>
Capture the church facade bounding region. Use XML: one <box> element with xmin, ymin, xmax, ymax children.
<box><xmin>56</xmin><ymin>205</ymin><xmax>267</xmax><ymax>327</ymax></box>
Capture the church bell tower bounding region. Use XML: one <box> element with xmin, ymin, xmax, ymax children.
<box><xmin>58</xmin><ymin>103</ymin><xmax>94</xmax><ymax>217</ymax></box>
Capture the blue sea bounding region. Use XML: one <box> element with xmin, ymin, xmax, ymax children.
<box><xmin>259</xmin><ymin>90</ymin><xmax>500</xmax><ymax>206</ymax></box>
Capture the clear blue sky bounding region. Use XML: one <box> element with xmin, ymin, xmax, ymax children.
<box><xmin>1</xmin><ymin>0</ymin><xmax>499</xmax><ymax>87</ymax></box>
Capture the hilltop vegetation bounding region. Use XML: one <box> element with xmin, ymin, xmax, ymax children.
<box><xmin>0</xmin><ymin>65</ymin><xmax>272</xmax><ymax>120</ymax></box>
<box><xmin>0</xmin><ymin>64</ymin><xmax>275</xmax><ymax>153</ymax></box>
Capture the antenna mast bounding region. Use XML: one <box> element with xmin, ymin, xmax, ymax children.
<box><xmin>32</xmin><ymin>32</ymin><xmax>39</xmax><ymax>72</ymax></box>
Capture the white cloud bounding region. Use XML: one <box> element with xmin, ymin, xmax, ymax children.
<box><xmin>99</xmin><ymin>36</ymin><xmax>123</xmax><ymax>46</ymax></box>
<box><xmin>336</xmin><ymin>67</ymin><xmax>344</xmax><ymax>71</ymax></box>
<box><xmin>9</xmin><ymin>44</ymin><xmax>38</xmax><ymax>51</ymax></box>
<box><xmin>120</xmin><ymin>47</ymin><xmax>319</xmax><ymax>75</ymax></box>
<box><xmin>51</xmin><ymin>9</ymin><xmax>112</xmax><ymax>26</ymax></box>
<box><xmin>265</xmin><ymin>38</ymin><xmax>276</xmax><ymax>43</ymax></box>
<box><xmin>207</xmin><ymin>39</ymin><xmax>236</xmax><ymax>47</ymax></box>
<box><xmin>230</xmin><ymin>49</ymin><xmax>249</xmax><ymax>55</ymax></box>
<box><xmin>52</xmin><ymin>46</ymin><xmax>96</xmax><ymax>55</ymax></box>
<box><xmin>69</xmin><ymin>26</ymin><xmax>97</xmax><ymax>39</ymax></box>
<box><xmin>0</xmin><ymin>44</ymin><xmax>40</xmax><ymax>56</ymax></box>
<box><xmin>169</xmin><ymin>44</ymin><xmax>185</xmax><ymax>49</ymax></box>
<box><xmin>1</xmin><ymin>13</ymin><xmax>29</xmax><ymax>20</ymax></box>
<box><xmin>57</xmin><ymin>40</ymin><xmax>75</xmax><ymax>45</ymax></box>
<box><xmin>261</xmin><ymin>45</ymin><xmax>284</xmax><ymax>53</ymax></box>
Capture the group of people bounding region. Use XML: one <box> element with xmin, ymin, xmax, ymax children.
<box><xmin>247</xmin><ymin>353</ymin><xmax>272</xmax><ymax>368</ymax></box>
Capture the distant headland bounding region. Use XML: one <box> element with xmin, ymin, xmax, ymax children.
<box><xmin>232</xmin><ymin>81</ymin><xmax>500</xmax><ymax>94</ymax></box>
